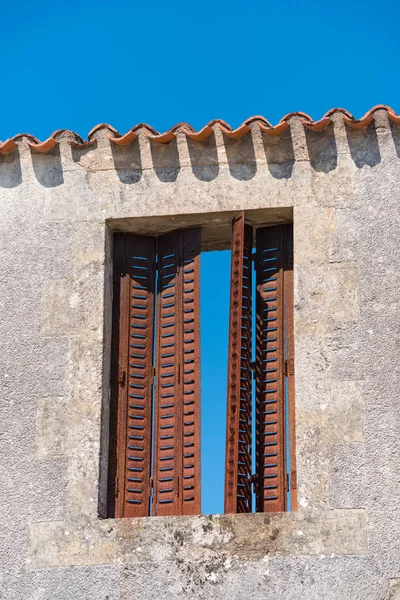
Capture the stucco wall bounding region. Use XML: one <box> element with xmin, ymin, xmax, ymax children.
<box><xmin>0</xmin><ymin>108</ymin><xmax>399</xmax><ymax>599</ymax></box>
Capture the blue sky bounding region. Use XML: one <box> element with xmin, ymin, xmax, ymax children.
<box><xmin>1</xmin><ymin>0</ymin><xmax>399</xmax><ymax>140</ymax></box>
<box><xmin>1</xmin><ymin>0</ymin><xmax>398</xmax><ymax>514</ymax></box>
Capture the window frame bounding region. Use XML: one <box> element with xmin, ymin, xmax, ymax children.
<box><xmin>105</xmin><ymin>209</ymin><xmax>296</xmax><ymax>518</ymax></box>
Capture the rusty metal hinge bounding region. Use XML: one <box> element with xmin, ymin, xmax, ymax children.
<box><xmin>119</xmin><ymin>370</ymin><xmax>126</xmax><ymax>389</ymax></box>
<box><xmin>115</xmin><ymin>477</ymin><xmax>119</xmax><ymax>498</ymax></box>
<box><xmin>284</xmin><ymin>359</ymin><xmax>294</xmax><ymax>377</ymax></box>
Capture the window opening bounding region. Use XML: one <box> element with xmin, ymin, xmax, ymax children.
<box><xmin>200</xmin><ymin>249</ymin><xmax>231</xmax><ymax>515</ymax></box>
<box><xmin>107</xmin><ymin>215</ymin><xmax>295</xmax><ymax>518</ymax></box>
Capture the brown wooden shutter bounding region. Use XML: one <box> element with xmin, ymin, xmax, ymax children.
<box><xmin>153</xmin><ymin>228</ymin><xmax>201</xmax><ymax>516</ymax></box>
<box><xmin>255</xmin><ymin>224</ymin><xmax>293</xmax><ymax>513</ymax></box>
<box><xmin>224</xmin><ymin>213</ymin><xmax>253</xmax><ymax>514</ymax></box>
<box><xmin>283</xmin><ymin>225</ymin><xmax>297</xmax><ymax>510</ymax></box>
<box><xmin>109</xmin><ymin>233</ymin><xmax>156</xmax><ymax>518</ymax></box>
<box><xmin>181</xmin><ymin>229</ymin><xmax>202</xmax><ymax>515</ymax></box>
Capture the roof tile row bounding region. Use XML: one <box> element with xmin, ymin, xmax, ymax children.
<box><xmin>1</xmin><ymin>105</ymin><xmax>399</xmax><ymax>155</ymax></box>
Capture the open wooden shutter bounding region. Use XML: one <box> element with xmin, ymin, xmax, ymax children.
<box><xmin>224</xmin><ymin>213</ymin><xmax>253</xmax><ymax>514</ymax></box>
<box><xmin>181</xmin><ymin>229</ymin><xmax>202</xmax><ymax>515</ymax></box>
<box><xmin>255</xmin><ymin>224</ymin><xmax>292</xmax><ymax>513</ymax></box>
<box><xmin>109</xmin><ymin>233</ymin><xmax>156</xmax><ymax>518</ymax></box>
<box><xmin>283</xmin><ymin>226</ymin><xmax>297</xmax><ymax>510</ymax></box>
<box><xmin>153</xmin><ymin>228</ymin><xmax>201</xmax><ymax>516</ymax></box>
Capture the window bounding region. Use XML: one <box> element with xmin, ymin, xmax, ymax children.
<box><xmin>107</xmin><ymin>212</ymin><xmax>296</xmax><ymax>518</ymax></box>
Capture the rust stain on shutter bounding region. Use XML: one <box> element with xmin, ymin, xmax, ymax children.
<box><xmin>111</xmin><ymin>233</ymin><xmax>156</xmax><ymax>518</ymax></box>
<box><xmin>255</xmin><ymin>225</ymin><xmax>287</xmax><ymax>513</ymax></box>
<box><xmin>224</xmin><ymin>213</ymin><xmax>253</xmax><ymax>514</ymax></box>
<box><xmin>153</xmin><ymin>228</ymin><xmax>201</xmax><ymax>515</ymax></box>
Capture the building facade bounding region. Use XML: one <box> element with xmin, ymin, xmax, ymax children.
<box><xmin>0</xmin><ymin>106</ymin><xmax>399</xmax><ymax>599</ymax></box>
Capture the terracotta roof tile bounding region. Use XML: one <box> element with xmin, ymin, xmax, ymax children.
<box><xmin>108</xmin><ymin>129</ymin><xmax>138</xmax><ymax>146</ymax></box>
<box><xmin>0</xmin><ymin>139</ymin><xmax>17</xmax><ymax>154</ymax></box>
<box><xmin>0</xmin><ymin>105</ymin><xmax>398</xmax><ymax>155</ymax></box>
<box><xmin>302</xmin><ymin>117</ymin><xmax>332</xmax><ymax>132</ymax></box>
<box><xmin>28</xmin><ymin>137</ymin><xmax>59</xmax><ymax>153</ymax></box>
<box><xmin>257</xmin><ymin>120</ymin><xmax>289</xmax><ymax>135</ymax></box>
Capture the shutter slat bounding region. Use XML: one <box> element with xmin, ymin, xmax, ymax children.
<box><xmin>224</xmin><ymin>213</ymin><xmax>253</xmax><ymax>514</ymax></box>
<box><xmin>153</xmin><ymin>228</ymin><xmax>201</xmax><ymax>515</ymax></box>
<box><xmin>112</xmin><ymin>234</ymin><xmax>156</xmax><ymax>518</ymax></box>
<box><xmin>255</xmin><ymin>225</ymin><xmax>286</xmax><ymax>513</ymax></box>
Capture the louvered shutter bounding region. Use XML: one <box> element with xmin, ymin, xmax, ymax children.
<box><xmin>224</xmin><ymin>213</ymin><xmax>253</xmax><ymax>514</ymax></box>
<box><xmin>255</xmin><ymin>224</ymin><xmax>291</xmax><ymax>513</ymax></box>
<box><xmin>110</xmin><ymin>233</ymin><xmax>156</xmax><ymax>518</ymax></box>
<box><xmin>153</xmin><ymin>228</ymin><xmax>201</xmax><ymax>516</ymax></box>
<box><xmin>283</xmin><ymin>225</ymin><xmax>297</xmax><ymax>510</ymax></box>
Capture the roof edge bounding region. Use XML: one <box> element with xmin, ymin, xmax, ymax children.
<box><xmin>1</xmin><ymin>105</ymin><xmax>399</xmax><ymax>155</ymax></box>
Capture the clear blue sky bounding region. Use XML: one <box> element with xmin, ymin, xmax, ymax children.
<box><xmin>1</xmin><ymin>0</ymin><xmax>398</xmax><ymax>515</ymax></box>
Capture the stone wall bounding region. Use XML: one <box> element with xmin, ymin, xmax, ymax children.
<box><xmin>0</xmin><ymin>108</ymin><xmax>399</xmax><ymax>599</ymax></box>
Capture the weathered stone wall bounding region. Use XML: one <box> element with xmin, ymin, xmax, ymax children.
<box><xmin>0</xmin><ymin>108</ymin><xmax>399</xmax><ymax>599</ymax></box>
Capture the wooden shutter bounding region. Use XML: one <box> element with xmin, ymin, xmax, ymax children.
<box><xmin>224</xmin><ymin>213</ymin><xmax>253</xmax><ymax>514</ymax></box>
<box><xmin>283</xmin><ymin>226</ymin><xmax>297</xmax><ymax>510</ymax></box>
<box><xmin>255</xmin><ymin>224</ymin><xmax>293</xmax><ymax>513</ymax></box>
<box><xmin>153</xmin><ymin>228</ymin><xmax>201</xmax><ymax>516</ymax></box>
<box><xmin>109</xmin><ymin>233</ymin><xmax>156</xmax><ymax>518</ymax></box>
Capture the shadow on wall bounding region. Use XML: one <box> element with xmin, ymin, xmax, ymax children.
<box><xmin>3</xmin><ymin>121</ymin><xmax>400</xmax><ymax>188</ymax></box>
<box><xmin>31</xmin><ymin>146</ymin><xmax>64</xmax><ymax>187</ymax></box>
<box><xmin>0</xmin><ymin>147</ymin><xmax>22</xmax><ymax>188</ymax></box>
<box><xmin>187</xmin><ymin>134</ymin><xmax>219</xmax><ymax>182</ymax></box>
<box><xmin>263</xmin><ymin>128</ymin><xmax>295</xmax><ymax>179</ymax></box>
<box><xmin>390</xmin><ymin>121</ymin><xmax>400</xmax><ymax>159</ymax></box>
<box><xmin>108</xmin><ymin>139</ymin><xmax>142</xmax><ymax>184</ymax></box>
<box><xmin>305</xmin><ymin>123</ymin><xmax>337</xmax><ymax>173</ymax></box>
<box><xmin>150</xmin><ymin>138</ymin><xmax>180</xmax><ymax>182</ymax></box>
<box><xmin>224</xmin><ymin>131</ymin><xmax>257</xmax><ymax>180</ymax></box>
<box><xmin>345</xmin><ymin>122</ymin><xmax>381</xmax><ymax>168</ymax></box>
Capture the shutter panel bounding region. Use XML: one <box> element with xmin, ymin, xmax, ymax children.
<box><xmin>153</xmin><ymin>228</ymin><xmax>201</xmax><ymax>516</ymax></box>
<box><xmin>224</xmin><ymin>213</ymin><xmax>253</xmax><ymax>514</ymax></box>
<box><xmin>255</xmin><ymin>225</ymin><xmax>287</xmax><ymax>513</ymax></box>
<box><xmin>111</xmin><ymin>233</ymin><xmax>156</xmax><ymax>518</ymax></box>
<box><xmin>283</xmin><ymin>225</ymin><xmax>297</xmax><ymax>510</ymax></box>
<box><xmin>153</xmin><ymin>230</ymin><xmax>182</xmax><ymax>516</ymax></box>
<box><xmin>181</xmin><ymin>228</ymin><xmax>202</xmax><ymax>515</ymax></box>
